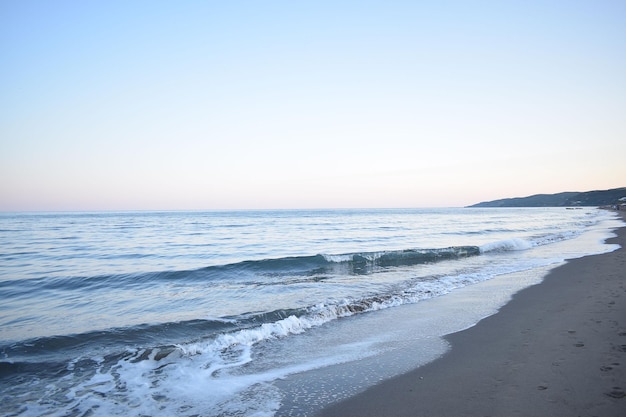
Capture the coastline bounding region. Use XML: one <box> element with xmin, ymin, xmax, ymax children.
<box><xmin>317</xmin><ymin>211</ymin><xmax>626</xmax><ymax>417</ymax></box>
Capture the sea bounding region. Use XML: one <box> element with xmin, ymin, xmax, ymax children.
<box><xmin>0</xmin><ymin>207</ymin><xmax>623</xmax><ymax>417</ymax></box>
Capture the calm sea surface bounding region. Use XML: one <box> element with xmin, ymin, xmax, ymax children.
<box><xmin>0</xmin><ymin>208</ymin><xmax>622</xmax><ymax>416</ymax></box>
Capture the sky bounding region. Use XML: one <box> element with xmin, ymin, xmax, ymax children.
<box><xmin>1</xmin><ymin>0</ymin><xmax>625</xmax><ymax>211</ymax></box>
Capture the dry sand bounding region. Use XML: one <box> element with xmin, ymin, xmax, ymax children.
<box><xmin>317</xmin><ymin>211</ymin><xmax>626</xmax><ymax>417</ymax></box>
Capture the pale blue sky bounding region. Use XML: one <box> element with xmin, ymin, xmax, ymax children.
<box><xmin>1</xmin><ymin>1</ymin><xmax>625</xmax><ymax>210</ymax></box>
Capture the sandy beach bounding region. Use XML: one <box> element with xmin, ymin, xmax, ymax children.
<box><xmin>318</xmin><ymin>211</ymin><xmax>626</xmax><ymax>417</ymax></box>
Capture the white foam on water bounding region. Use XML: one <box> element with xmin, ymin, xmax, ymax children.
<box><xmin>321</xmin><ymin>253</ymin><xmax>354</xmax><ymax>263</ymax></box>
<box><xmin>480</xmin><ymin>238</ymin><xmax>534</xmax><ymax>253</ymax></box>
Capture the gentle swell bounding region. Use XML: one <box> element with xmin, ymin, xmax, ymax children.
<box><xmin>0</xmin><ymin>246</ymin><xmax>482</xmax><ymax>294</ymax></box>
<box><xmin>0</xmin><ymin>318</ymin><xmax>238</xmax><ymax>363</ymax></box>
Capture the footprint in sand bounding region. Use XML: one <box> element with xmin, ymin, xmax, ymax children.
<box><xmin>605</xmin><ymin>388</ymin><xmax>625</xmax><ymax>399</ymax></box>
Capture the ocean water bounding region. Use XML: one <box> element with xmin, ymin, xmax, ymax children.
<box><xmin>0</xmin><ymin>208</ymin><xmax>622</xmax><ymax>417</ymax></box>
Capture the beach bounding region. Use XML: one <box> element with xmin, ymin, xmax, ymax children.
<box><xmin>318</xmin><ymin>211</ymin><xmax>626</xmax><ymax>417</ymax></box>
<box><xmin>1</xmin><ymin>208</ymin><xmax>622</xmax><ymax>416</ymax></box>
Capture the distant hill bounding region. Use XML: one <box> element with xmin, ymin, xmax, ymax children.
<box><xmin>468</xmin><ymin>187</ymin><xmax>626</xmax><ymax>208</ymax></box>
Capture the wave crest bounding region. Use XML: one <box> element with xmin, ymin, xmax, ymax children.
<box><xmin>480</xmin><ymin>239</ymin><xmax>534</xmax><ymax>253</ymax></box>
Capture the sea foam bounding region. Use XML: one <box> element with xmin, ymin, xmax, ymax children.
<box><xmin>480</xmin><ymin>238</ymin><xmax>534</xmax><ymax>253</ymax></box>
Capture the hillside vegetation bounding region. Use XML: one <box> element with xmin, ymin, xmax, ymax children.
<box><xmin>468</xmin><ymin>187</ymin><xmax>626</xmax><ymax>208</ymax></box>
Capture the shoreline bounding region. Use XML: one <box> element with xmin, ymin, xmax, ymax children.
<box><xmin>317</xmin><ymin>211</ymin><xmax>626</xmax><ymax>417</ymax></box>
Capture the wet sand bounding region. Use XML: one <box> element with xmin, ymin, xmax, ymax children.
<box><xmin>318</xmin><ymin>211</ymin><xmax>626</xmax><ymax>417</ymax></box>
